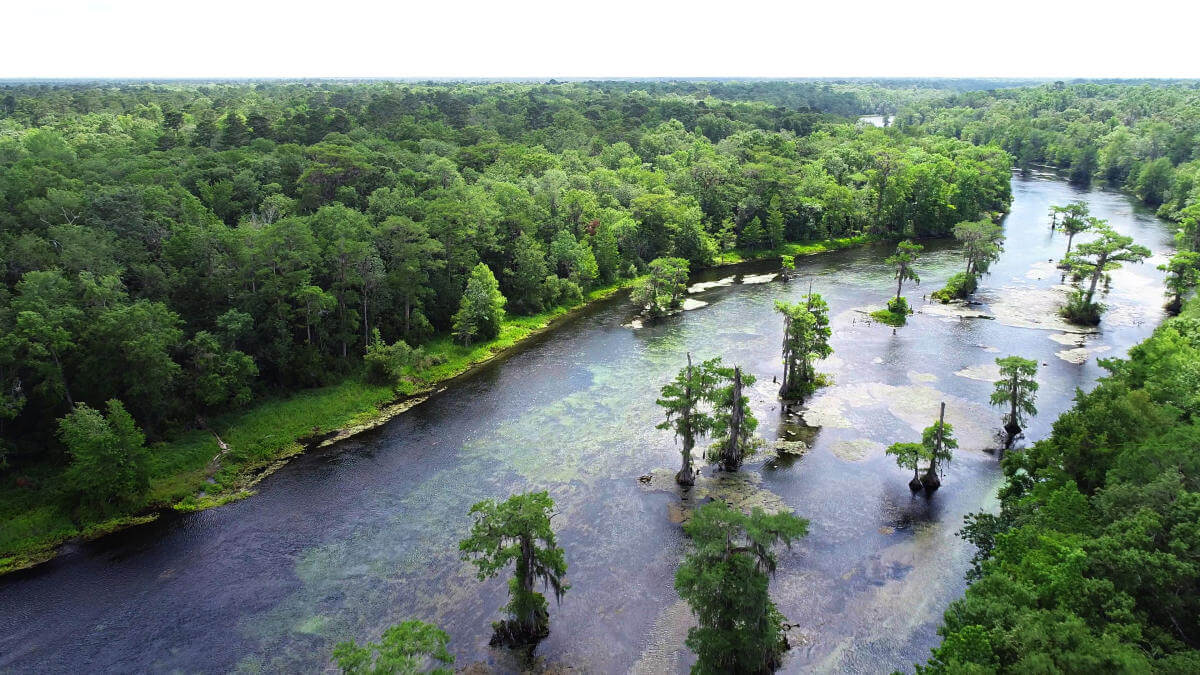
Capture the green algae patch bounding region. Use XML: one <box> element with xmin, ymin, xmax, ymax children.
<box><xmin>293</xmin><ymin>615</ymin><xmax>330</xmax><ymax>636</ymax></box>
<box><xmin>829</xmin><ymin>439</ymin><xmax>884</xmax><ymax>462</ymax></box>
<box><xmin>174</xmin><ymin>490</ymin><xmax>254</xmax><ymax>512</ymax></box>
<box><xmin>640</xmin><ymin>468</ymin><xmax>792</xmax><ymax>524</ymax></box>
<box><xmin>772</xmin><ymin>439</ymin><xmax>811</xmax><ymax>457</ymax></box>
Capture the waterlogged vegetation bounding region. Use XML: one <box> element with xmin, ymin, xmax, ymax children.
<box><xmin>1</xmin><ymin>79</ymin><xmax>1199</xmax><ymax>674</ymax></box>
<box><xmin>872</xmin><ymin>240</ymin><xmax>922</xmax><ymax>325</ymax></box>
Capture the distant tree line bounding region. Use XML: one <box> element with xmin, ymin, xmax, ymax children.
<box><xmin>897</xmin><ymin>82</ymin><xmax>1200</xmax><ymax>222</ymax></box>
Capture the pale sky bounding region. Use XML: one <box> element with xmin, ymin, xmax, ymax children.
<box><xmin>3</xmin><ymin>0</ymin><xmax>1197</xmax><ymax>80</ymax></box>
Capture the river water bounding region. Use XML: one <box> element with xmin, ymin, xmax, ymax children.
<box><xmin>0</xmin><ymin>174</ymin><xmax>1176</xmax><ymax>673</ymax></box>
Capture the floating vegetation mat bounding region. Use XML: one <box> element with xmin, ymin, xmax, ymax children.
<box><xmin>638</xmin><ymin>467</ymin><xmax>792</xmax><ymax>524</ymax></box>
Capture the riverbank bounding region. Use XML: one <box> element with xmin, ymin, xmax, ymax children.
<box><xmin>0</xmin><ymin>235</ymin><xmax>866</xmax><ymax>576</ymax></box>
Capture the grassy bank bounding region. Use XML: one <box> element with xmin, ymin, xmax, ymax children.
<box><xmin>0</xmin><ymin>238</ymin><xmax>863</xmax><ymax>575</ymax></box>
<box><xmin>714</xmin><ymin>235</ymin><xmax>870</xmax><ymax>266</ymax></box>
<box><xmin>0</xmin><ymin>279</ymin><xmax>635</xmax><ymax>574</ymax></box>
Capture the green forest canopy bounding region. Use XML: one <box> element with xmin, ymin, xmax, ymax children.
<box><xmin>0</xmin><ymin>81</ymin><xmax>1011</xmax><ymax>454</ymax></box>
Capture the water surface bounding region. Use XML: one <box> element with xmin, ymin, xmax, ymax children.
<box><xmin>0</xmin><ymin>175</ymin><xmax>1175</xmax><ymax>673</ymax></box>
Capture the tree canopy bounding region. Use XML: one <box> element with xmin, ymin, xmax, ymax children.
<box><xmin>458</xmin><ymin>491</ymin><xmax>568</xmax><ymax>644</ymax></box>
<box><xmin>675</xmin><ymin>501</ymin><xmax>809</xmax><ymax>674</ymax></box>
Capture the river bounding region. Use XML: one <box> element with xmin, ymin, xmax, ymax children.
<box><xmin>0</xmin><ymin>174</ymin><xmax>1177</xmax><ymax>673</ymax></box>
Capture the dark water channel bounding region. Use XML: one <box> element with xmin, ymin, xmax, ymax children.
<box><xmin>0</xmin><ymin>174</ymin><xmax>1177</xmax><ymax>673</ymax></box>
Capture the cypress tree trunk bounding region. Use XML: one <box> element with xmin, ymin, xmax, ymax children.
<box><xmin>1085</xmin><ymin>257</ymin><xmax>1105</xmax><ymax>305</ymax></box>
<box><xmin>1005</xmin><ymin>381</ymin><xmax>1022</xmax><ymax>436</ymax></box>
<box><xmin>922</xmin><ymin>402</ymin><xmax>945</xmax><ymax>491</ymax></box>
<box><xmin>722</xmin><ymin>367</ymin><xmax>745</xmax><ymax>472</ymax></box>
<box><xmin>677</xmin><ymin>353</ymin><xmax>696</xmax><ymax>486</ymax></box>
<box><xmin>780</xmin><ymin>319</ymin><xmax>792</xmax><ymax>398</ymax></box>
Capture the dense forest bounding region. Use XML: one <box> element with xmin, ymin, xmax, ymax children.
<box><xmin>899</xmin><ymin>82</ymin><xmax>1200</xmax><ymax>222</ymax></box>
<box><xmin>922</xmin><ymin>300</ymin><xmax>1200</xmax><ymax>672</ymax></box>
<box><xmin>0</xmin><ymin>81</ymin><xmax>1010</xmax><ymax>456</ymax></box>
<box><xmin>5</xmin><ymin>78</ymin><xmax>1200</xmax><ymax>673</ymax></box>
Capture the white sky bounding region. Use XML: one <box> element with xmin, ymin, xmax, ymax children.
<box><xmin>3</xmin><ymin>0</ymin><xmax>1198</xmax><ymax>80</ymax></box>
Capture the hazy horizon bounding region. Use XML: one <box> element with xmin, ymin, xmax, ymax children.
<box><xmin>5</xmin><ymin>0</ymin><xmax>1198</xmax><ymax>80</ymax></box>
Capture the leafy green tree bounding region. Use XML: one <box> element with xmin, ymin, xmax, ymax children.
<box><xmin>380</xmin><ymin>217</ymin><xmax>444</xmax><ymax>341</ymax></box>
<box><xmin>459</xmin><ymin>491</ymin><xmax>568</xmax><ymax>645</ymax></box>
<box><xmin>778</xmin><ymin>254</ymin><xmax>795</xmax><ymax>280</ymax></box>
<box><xmin>220</xmin><ymin>112</ymin><xmax>250</xmax><ymax>149</ymax></box>
<box><xmin>708</xmin><ymin>364</ymin><xmax>758</xmax><ymax>471</ymax></box>
<box><xmin>886</xmin><ymin>240</ymin><xmax>922</xmax><ymax>302</ymax></box>
<box><xmin>186</xmin><ymin>331</ymin><xmax>258</xmax><ymax>414</ymax></box>
<box><xmin>296</xmin><ymin>284</ymin><xmax>337</xmax><ymax>346</ymax></box>
<box><xmin>990</xmin><ymin>356</ymin><xmax>1038</xmax><ymax>436</ymax></box>
<box><xmin>1062</xmin><ymin>225</ymin><xmax>1150</xmax><ymax>324</ymax></box>
<box><xmin>775</xmin><ymin>292</ymin><xmax>831</xmax><ymax>399</ymax></box>
<box><xmin>920</xmin><ymin>404</ymin><xmax>957</xmax><ymax>491</ymax></box>
<box><xmin>363</xmin><ymin>329</ymin><xmax>432</xmax><ymax>387</ymax></box>
<box><xmin>886</xmin><ymin>442</ymin><xmax>926</xmax><ymax>491</ymax></box>
<box><xmin>1053</xmin><ymin>201</ymin><xmax>1092</xmax><ymax>259</ymax></box>
<box><xmin>11</xmin><ymin>270</ymin><xmax>82</xmax><ymax>409</ymax></box>
<box><xmin>1159</xmin><ymin>250</ymin><xmax>1200</xmax><ymax>314</ymax></box>
<box><xmin>78</xmin><ymin>299</ymin><xmax>183</xmax><ymax>425</ymax></box>
<box><xmin>656</xmin><ymin>353</ymin><xmax>721</xmax><ymax>486</ymax></box>
<box><xmin>631</xmin><ymin>257</ymin><xmax>689</xmax><ymax>317</ymax></box>
<box><xmin>332</xmin><ymin>620</ymin><xmax>453</xmax><ymax>675</ymax></box>
<box><xmin>1135</xmin><ymin>157</ymin><xmax>1173</xmax><ymax>205</ymax></box>
<box><xmin>952</xmin><ymin>219</ymin><xmax>1004</xmax><ymax>276</ymax></box>
<box><xmin>58</xmin><ymin>399</ymin><xmax>149</xmax><ymax>514</ymax></box>
<box><xmin>675</xmin><ymin>501</ymin><xmax>809</xmax><ymax>674</ymax></box>
<box><xmin>504</xmin><ymin>232</ymin><xmax>549</xmax><ymax>315</ymax></box>
<box><xmin>452</xmin><ymin>263</ymin><xmax>506</xmax><ymax>346</ymax></box>
<box><xmin>590</xmin><ymin>222</ymin><xmax>621</xmax><ymax>283</ymax></box>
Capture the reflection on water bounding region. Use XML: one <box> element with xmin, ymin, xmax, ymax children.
<box><xmin>0</xmin><ymin>176</ymin><xmax>1176</xmax><ymax>673</ymax></box>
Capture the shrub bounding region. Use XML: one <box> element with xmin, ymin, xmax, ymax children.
<box><xmin>58</xmin><ymin>400</ymin><xmax>149</xmax><ymax>515</ymax></box>
<box><xmin>1060</xmin><ymin>288</ymin><xmax>1104</xmax><ymax>325</ymax></box>
<box><xmin>932</xmin><ymin>272</ymin><xmax>978</xmax><ymax>303</ymax></box>
<box><xmin>871</xmin><ymin>296</ymin><xmax>911</xmax><ymax>326</ymax></box>
<box><xmin>542</xmin><ymin>275</ymin><xmax>583</xmax><ymax>308</ymax></box>
<box><xmin>364</xmin><ymin>330</ymin><xmax>439</xmax><ymax>386</ymax></box>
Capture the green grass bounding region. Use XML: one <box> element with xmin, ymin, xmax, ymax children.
<box><xmin>714</xmin><ymin>235</ymin><xmax>870</xmax><ymax>265</ymax></box>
